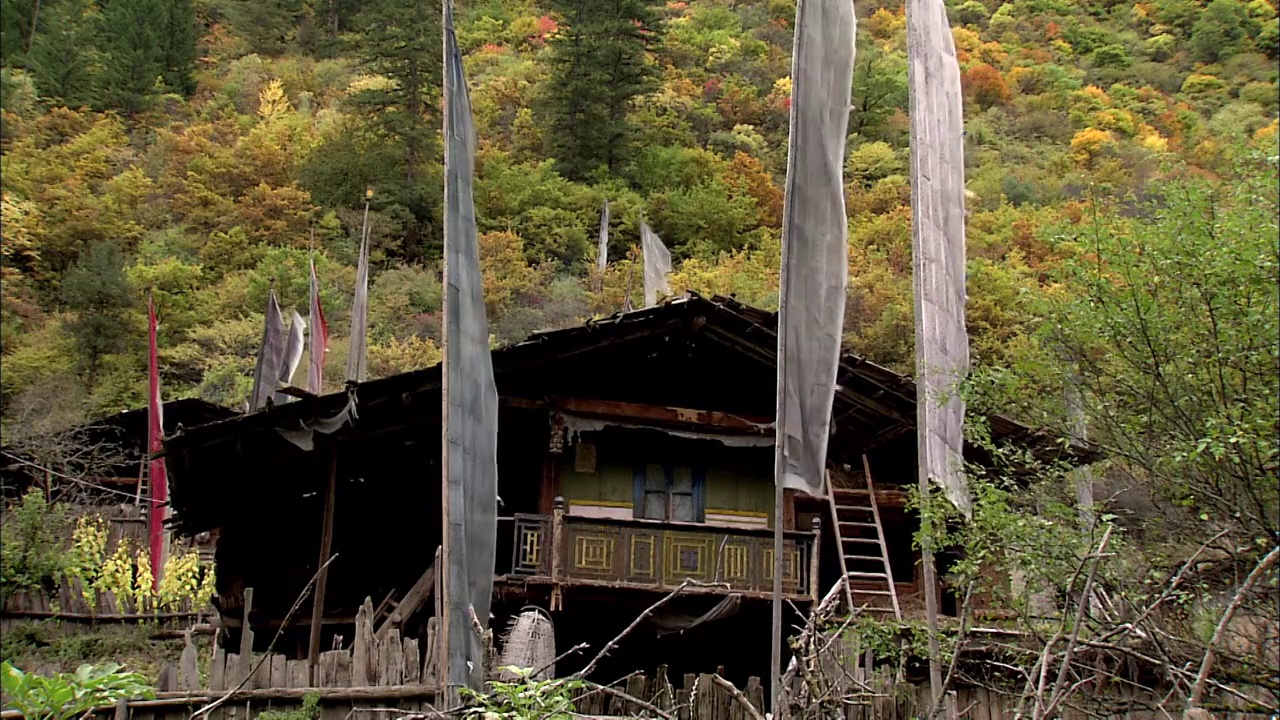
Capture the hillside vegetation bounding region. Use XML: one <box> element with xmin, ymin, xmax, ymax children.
<box><xmin>0</xmin><ymin>0</ymin><xmax>1275</xmax><ymax>418</ymax></box>
<box><xmin>2</xmin><ymin>0</ymin><xmax>1278</xmax><ymax>705</ymax></box>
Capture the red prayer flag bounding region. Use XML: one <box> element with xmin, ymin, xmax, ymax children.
<box><xmin>147</xmin><ymin>294</ymin><xmax>169</xmax><ymax>590</ymax></box>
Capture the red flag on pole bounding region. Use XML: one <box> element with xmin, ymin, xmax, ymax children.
<box><xmin>308</xmin><ymin>255</ymin><xmax>329</xmax><ymax>395</ymax></box>
<box><xmin>147</xmin><ymin>293</ymin><xmax>169</xmax><ymax>591</ymax></box>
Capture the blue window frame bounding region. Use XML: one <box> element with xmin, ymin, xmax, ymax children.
<box><xmin>633</xmin><ymin>465</ymin><xmax>705</xmax><ymax>522</ymax></box>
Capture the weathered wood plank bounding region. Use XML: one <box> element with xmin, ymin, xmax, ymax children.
<box><xmin>250</xmin><ymin>654</ymin><xmax>270</xmax><ymax>690</ymax></box>
<box><xmin>745</xmin><ymin>677</ymin><xmax>764</xmax><ymax>720</ymax></box>
<box><xmin>352</xmin><ymin>597</ymin><xmax>376</xmax><ymax>686</ymax></box>
<box><xmin>403</xmin><ymin>638</ymin><xmax>421</xmax><ymax>684</ymax></box>
<box><xmin>333</xmin><ymin>652</ymin><xmax>352</xmax><ymax>688</ymax></box>
<box><xmin>237</xmin><ymin>588</ymin><xmax>255</xmax><ymax>687</ymax></box>
<box><xmin>156</xmin><ymin>663</ymin><xmax>177</xmax><ymax>693</ymax></box>
<box><xmin>422</xmin><ymin>617</ymin><xmax>440</xmax><ymax>687</ymax></box>
<box><xmin>178</xmin><ymin>632</ymin><xmax>200</xmax><ymax>691</ymax></box>
<box><xmin>269</xmin><ymin>655</ymin><xmax>287</xmax><ymax>691</ymax></box>
<box><xmin>675</xmin><ymin>689</ymin><xmax>690</xmax><ymax>720</ymax></box>
<box><xmin>654</xmin><ymin>665</ymin><xmax>673</xmax><ymax>712</ymax></box>
<box><xmin>625</xmin><ymin>675</ymin><xmax>646</xmax><ymax>716</ymax></box>
<box><xmin>285</xmin><ymin>659</ymin><xmax>309</xmax><ymax>689</ymax></box>
<box><xmin>381</xmin><ymin>632</ymin><xmax>404</xmax><ymax>686</ymax></box>
<box><xmin>210</xmin><ymin>647</ymin><xmax>227</xmax><ymax>692</ymax></box>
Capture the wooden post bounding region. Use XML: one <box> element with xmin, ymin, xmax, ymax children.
<box><xmin>238</xmin><ymin>588</ymin><xmax>254</xmax><ymax>687</ymax></box>
<box><xmin>550</xmin><ymin>496</ymin><xmax>566</xmax><ymax>611</ymax></box>
<box><xmin>917</xmin><ymin>476</ymin><xmax>945</xmax><ymax>710</ymax></box>
<box><xmin>808</xmin><ymin>517</ymin><xmax>821</xmax><ymax>603</ymax></box>
<box><xmin>308</xmin><ymin>447</ymin><xmax>339</xmax><ymax>683</ymax></box>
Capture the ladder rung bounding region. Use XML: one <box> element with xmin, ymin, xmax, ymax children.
<box><xmin>839</xmin><ymin>521</ymin><xmax>879</xmax><ymax>529</ymax></box>
<box><xmin>846</xmin><ymin>571</ymin><xmax>889</xmax><ymax>579</ymax></box>
<box><xmin>850</xmin><ymin>606</ymin><xmax>898</xmax><ymax>613</ymax></box>
<box><xmin>849</xmin><ymin>588</ymin><xmax>895</xmax><ymax>596</ymax></box>
<box><xmin>835</xmin><ymin>505</ymin><xmax>874</xmax><ymax>513</ymax></box>
<box><xmin>841</xmin><ymin>537</ymin><xmax>882</xmax><ymax>545</ymax></box>
<box><xmin>843</xmin><ymin>556</ymin><xmax>885</xmax><ymax>563</ymax></box>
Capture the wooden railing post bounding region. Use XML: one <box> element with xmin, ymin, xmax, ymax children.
<box><xmin>550</xmin><ymin>496</ymin><xmax>565</xmax><ymax>611</ymax></box>
<box><xmin>809</xmin><ymin>517</ymin><xmax>821</xmax><ymax>603</ymax></box>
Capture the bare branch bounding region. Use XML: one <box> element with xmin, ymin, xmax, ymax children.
<box><xmin>1188</xmin><ymin>545</ymin><xmax>1280</xmax><ymax>707</ymax></box>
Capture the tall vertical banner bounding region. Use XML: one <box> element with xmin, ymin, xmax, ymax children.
<box><xmin>147</xmin><ymin>294</ymin><xmax>169</xmax><ymax>590</ymax></box>
<box><xmin>347</xmin><ymin>225</ymin><xmax>371</xmax><ymax>384</ymax></box>
<box><xmin>274</xmin><ymin>311</ymin><xmax>306</xmax><ymax>404</ymax></box>
<box><xmin>596</xmin><ymin>199</ymin><xmax>610</xmax><ymax>275</ymax></box>
<box><xmin>771</xmin><ymin>0</ymin><xmax>856</xmax><ymax>710</ymax></box>
<box><xmin>249</xmin><ymin>288</ymin><xmax>286</xmax><ymax>412</ymax></box>
<box><xmin>308</xmin><ymin>255</ymin><xmax>329</xmax><ymax>395</ymax></box>
<box><xmin>442</xmin><ymin>0</ymin><xmax>499</xmax><ymax>699</ymax></box>
<box><xmin>640</xmin><ymin>218</ymin><xmax>671</xmax><ymax>307</ymax></box>
<box><xmin>774</xmin><ymin>0</ymin><xmax>856</xmax><ymax>498</ymax></box>
<box><xmin>908</xmin><ymin>0</ymin><xmax>971</xmax><ymax>517</ymax></box>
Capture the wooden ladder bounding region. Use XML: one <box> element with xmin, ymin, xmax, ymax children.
<box><xmin>825</xmin><ymin>454</ymin><xmax>901</xmax><ymax>620</ymax></box>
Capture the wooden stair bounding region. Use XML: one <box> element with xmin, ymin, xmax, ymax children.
<box><xmin>825</xmin><ymin>455</ymin><xmax>902</xmax><ymax>620</ymax></box>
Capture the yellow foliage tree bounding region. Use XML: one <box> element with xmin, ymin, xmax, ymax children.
<box><xmin>1070</xmin><ymin>128</ymin><xmax>1116</xmax><ymax>167</ymax></box>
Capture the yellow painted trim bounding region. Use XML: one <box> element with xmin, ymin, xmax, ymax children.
<box><xmin>705</xmin><ymin>508</ymin><xmax>769</xmax><ymax>518</ymax></box>
<box><xmin>568</xmin><ymin>499</ymin><xmax>633</xmax><ymax>508</ymax></box>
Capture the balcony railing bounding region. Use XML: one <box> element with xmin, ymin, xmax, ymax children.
<box><xmin>511</xmin><ymin>501</ymin><xmax>819</xmax><ymax>601</ymax></box>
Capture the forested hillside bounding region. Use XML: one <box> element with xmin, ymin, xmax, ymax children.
<box><xmin>0</xmin><ymin>0</ymin><xmax>1276</xmax><ymax>424</ymax></box>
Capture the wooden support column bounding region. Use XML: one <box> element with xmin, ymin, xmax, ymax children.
<box><xmin>307</xmin><ymin>446</ymin><xmax>338</xmax><ymax>683</ymax></box>
<box><xmin>782</xmin><ymin>489</ymin><xmax>796</xmax><ymax>530</ymax></box>
<box><xmin>237</xmin><ymin>587</ymin><xmax>254</xmax><ymax>686</ymax></box>
<box><xmin>538</xmin><ymin>454</ymin><xmax>561</xmax><ymax>515</ymax></box>
<box><xmin>550</xmin><ymin>496</ymin><xmax>566</xmax><ymax>611</ymax></box>
<box><xmin>808</xmin><ymin>517</ymin><xmax>821</xmax><ymax>603</ymax></box>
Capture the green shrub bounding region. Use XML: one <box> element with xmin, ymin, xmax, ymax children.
<box><xmin>1</xmin><ymin>661</ymin><xmax>154</xmax><ymax>720</ymax></box>
<box><xmin>0</xmin><ymin>490</ymin><xmax>72</xmax><ymax>598</ymax></box>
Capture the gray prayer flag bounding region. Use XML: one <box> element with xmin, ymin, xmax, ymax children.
<box><xmin>249</xmin><ymin>289</ymin><xmax>286</xmax><ymax>412</ymax></box>
<box><xmin>775</xmin><ymin>0</ymin><xmax>856</xmax><ymax>497</ymax></box>
<box><xmin>908</xmin><ymin>0</ymin><xmax>971</xmax><ymax>516</ymax></box>
<box><xmin>346</xmin><ymin>224</ymin><xmax>370</xmax><ymax>383</ymax></box>
<box><xmin>640</xmin><ymin>219</ymin><xmax>671</xmax><ymax>307</ymax></box>
<box><xmin>443</xmin><ymin>0</ymin><xmax>498</xmax><ymax>696</ymax></box>
<box><xmin>274</xmin><ymin>310</ymin><xmax>306</xmax><ymax>404</ymax></box>
<box><xmin>596</xmin><ymin>199</ymin><xmax>610</xmax><ymax>274</ymax></box>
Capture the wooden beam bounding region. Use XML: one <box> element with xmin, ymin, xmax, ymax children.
<box><xmin>550</xmin><ymin>397</ymin><xmax>772</xmax><ymax>434</ymax></box>
<box><xmin>307</xmin><ymin>446</ymin><xmax>338</xmax><ymax>680</ymax></box>
<box><xmin>276</xmin><ymin>386</ymin><xmax>319</xmax><ymax>400</ymax></box>
<box><xmin>375</xmin><ymin>547</ymin><xmax>439</xmax><ymax>642</ymax></box>
<box><xmin>699</xmin><ymin>325</ymin><xmax>914</xmax><ymax>424</ymax></box>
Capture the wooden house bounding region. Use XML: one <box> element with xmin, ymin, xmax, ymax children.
<box><xmin>162</xmin><ymin>293</ymin><xmax>1093</xmax><ymax>685</ymax></box>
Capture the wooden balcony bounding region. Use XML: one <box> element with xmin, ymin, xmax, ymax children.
<box><xmin>509</xmin><ymin>505</ymin><xmax>819</xmax><ymax>602</ymax></box>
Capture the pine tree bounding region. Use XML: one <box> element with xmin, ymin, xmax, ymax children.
<box><xmin>0</xmin><ymin>0</ymin><xmax>37</xmax><ymax>66</ymax></box>
<box><xmin>347</xmin><ymin>0</ymin><xmax>442</xmax><ymax>260</ymax></box>
<box><xmin>28</xmin><ymin>0</ymin><xmax>101</xmax><ymax>108</ymax></box>
<box><xmin>157</xmin><ymin>0</ymin><xmax>198</xmax><ymax>96</ymax></box>
<box><xmin>542</xmin><ymin>0</ymin><xmax>662</xmax><ymax>182</ymax></box>
<box><xmin>98</xmin><ymin>0</ymin><xmax>164</xmax><ymax>113</ymax></box>
<box><xmin>60</xmin><ymin>243</ymin><xmax>136</xmax><ymax>381</ymax></box>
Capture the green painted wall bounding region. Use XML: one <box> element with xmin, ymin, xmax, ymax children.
<box><xmin>557</xmin><ymin>429</ymin><xmax>774</xmax><ymax>521</ymax></box>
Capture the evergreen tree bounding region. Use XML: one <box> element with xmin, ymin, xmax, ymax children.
<box><xmin>0</xmin><ymin>0</ymin><xmax>37</xmax><ymax>66</ymax></box>
<box><xmin>28</xmin><ymin>0</ymin><xmax>101</xmax><ymax>108</ymax></box>
<box><xmin>220</xmin><ymin>0</ymin><xmax>307</xmax><ymax>57</ymax></box>
<box><xmin>98</xmin><ymin>0</ymin><xmax>164</xmax><ymax>113</ymax></box>
<box><xmin>157</xmin><ymin>0</ymin><xmax>198</xmax><ymax>96</ymax></box>
<box><xmin>347</xmin><ymin>0</ymin><xmax>442</xmax><ymax>260</ymax></box>
<box><xmin>60</xmin><ymin>243</ymin><xmax>135</xmax><ymax>381</ymax></box>
<box><xmin>1189</xmin><ymin>0</ymin><xmax>1257</xmax><ymax>63</ymax></box>
<box><xmin>542</xmin><ymin>0</ymin><xmax>662</xmax><ymax>182</ymax></box>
